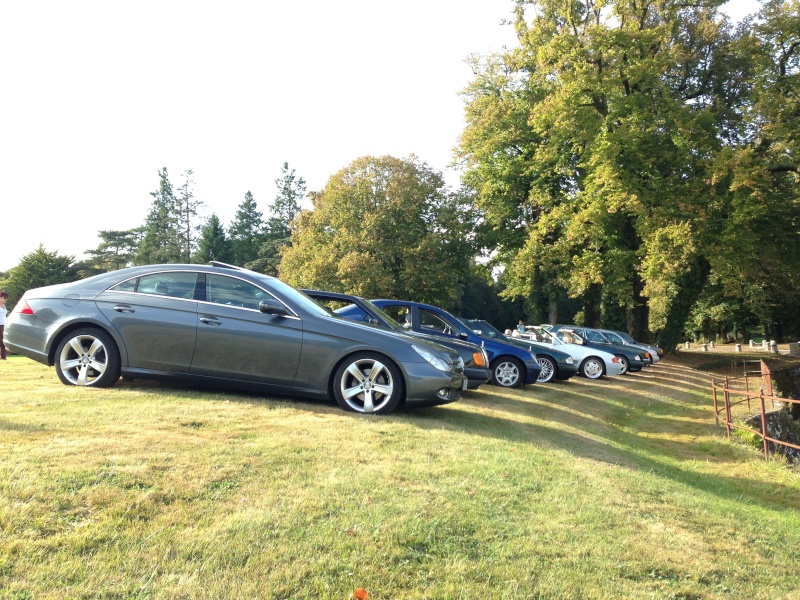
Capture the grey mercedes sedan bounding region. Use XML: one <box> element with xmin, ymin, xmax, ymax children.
<box><xmin>3</xmin><ymin>263</ymin><xmax>468</xmax><ymax>414</ymax></box>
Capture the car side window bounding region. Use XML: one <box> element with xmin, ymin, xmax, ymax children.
<box><xmin>206</xmin><ymin>274</ymin><xmax>263</xmax><ymax>310</ymax></box>
<box><xmin>586</xmin><ymin>330</ymin><xmax>606</xmax><ymax>343</ymax></box>
<box><xmin>419</xmin><ymin>309</ymin><xmax>453</xmax><ymax>335</ymax></box>
<box><xmin>381</xmin><ymin>305</ymin><xmax>411</xmax><ymax>327</ymax></box>
<box><xmin>128</xmin><ymin>272</ymin><xmax>199</xmax><ymax>299</ymax></box>
<box><xmin>604</xmin><ymin>331</ymin><xmax>623</xmax><ymax>343</ymax></box>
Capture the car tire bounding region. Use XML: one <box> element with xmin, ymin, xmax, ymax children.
<box><xmin>617</xmin><ymin>355</ymin><xmax>629</xmax><ymax>375</ymax></box>
<box><xmin>579</xmin><ymin>357</ymin><xmax>605</xmax><ymax>379</ymax></box>
<box><xmin>491</xmin><ymin>357</ymin><xmax>524</xmax><ymax>388</ymax></box>
<box><xmin>536</xmin><ymin>356</ymin><xmax>556</xmax><ymax>383</ymax></box>
<box><xmin>332</xmin><ymin>352</ymin><xmax>405</xmax><ymax>415</ymax></box>
<box><xmin>54</xmin><ymin>328</ymin><xmax>121</xmax><ymax>388</ymax></box>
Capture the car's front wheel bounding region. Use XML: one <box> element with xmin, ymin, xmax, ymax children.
<box><xmin>333</xmin><ymin>352</ymin><xmax>404</xmax><ymax>414</ymax></box>
<box><xmin>536</xmin><ymin>356</ymin><xmax>556</xmax><ymax>383</ymax></box>
<box><xmin>579</xmin><ymin>357</ymin><xmax>605</xmax><ymax>379</ymax></box>
<box><xmin>617</xmin><ymin>355</ymin><xmax>629</xmax><ymax>375</ymax></box>
<box><xmin>55</xmin><ymin>328</ymin><xmax>121</xmax><ymax>387</ymax></box>
<box><xmin>491</xmin><ymin>357</ymin><xmax>524</xmax><ymax>388</ymax></box>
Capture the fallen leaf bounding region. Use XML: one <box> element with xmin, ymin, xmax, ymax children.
<box><xmin>350</xmin><ymin>588</ymin><xmax>368</xmax><ymax>600</ymax></box>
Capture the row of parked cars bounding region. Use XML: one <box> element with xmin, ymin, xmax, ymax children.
<box><xmin>2</xmin><ymin>262</ymin><xmax>662</xmax><ymax>415</ymax></box>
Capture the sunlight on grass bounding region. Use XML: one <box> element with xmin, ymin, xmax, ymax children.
<box><xmin>1</xmin><ymin>355</ymin><xmax>799</xmax><ymax>598</ymax></box>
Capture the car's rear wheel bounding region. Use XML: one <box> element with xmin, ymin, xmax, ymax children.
<box><xmin>536</xmin><ymin>356</ymin><xmax>556</xmax><ymax>383</ymax></box>
<box><xmin>55</xmin><ymin>328</ymin><xmax>121</xmax><ymax>388</ymax></box>
<box><xmin>333</xmin><ymin>352</ymin><xmax>404</xmax><ymax>414</ymax></box>
<box><xmin>491</xmin><ymin>357</ymin><xmax>524</xmax><ymax>388</ymax></box>
<box><xmin>579</xmin><ymin>357</ymin><xmax>605</xmax><ymax>379</ymax></box>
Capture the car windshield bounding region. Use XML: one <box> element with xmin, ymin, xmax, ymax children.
<box><xmin>267</xmin><ymin>278</ymin><xmax>334</xmax><ymax>318</ymax></box>
<box><xmin>615</xmin><ymin>331</ymin><xmax>637</xmax><ymax>344</ymax></box>
<box><xmin>556</xmin><ymin>329</ymin><xmax>584</xmax><ymax>345</ymax></box>
<box><xmin>459</xmin><ymin>318</ymin><xmax>505</xmax><ymax>339</ymax></box>
<box><xmin>530</xmin><ymin>326</ymin><xmax>555</xmax><ymax>343</ymax></box>
<box><xmin>602</xmin><ymin>331</ymin><xmax>625</xmax><ymax>344</ymax></box>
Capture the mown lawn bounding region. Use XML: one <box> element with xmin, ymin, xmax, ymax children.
<box><xmin>1</xmin><ymin>354</ymin><xmax>798</xmax><ymax>599</ymax></box>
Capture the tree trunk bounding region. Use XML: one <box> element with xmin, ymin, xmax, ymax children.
<box><xmin>659</xmin><ymin>255</ymin><xmax>711</xmax><ymax>353</ymax></box>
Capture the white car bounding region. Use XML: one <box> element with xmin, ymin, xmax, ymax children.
<box><xmin>522</xmin><ymin>327</ymin><xmax>625</xmax><ymax>379</ymax></box>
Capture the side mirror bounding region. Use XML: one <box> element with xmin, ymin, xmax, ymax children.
<box><xmin>259</xmin><ymin>299</ymin><xmax>290</xmax><ymax>317</ymax></box>
<box><xmin>459</xmin><ymin>331</ymin><xmax>469</xmax><ymax>341</ymax></box>
<box><xmin>368</xmin><ymin>317</ymin><xmax>379</xmax><ymax>325</ymax></box>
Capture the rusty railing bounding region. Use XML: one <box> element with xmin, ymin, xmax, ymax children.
<box><xmin>711</xmin><ymin>364</ymin><xmax>800</xmax><ymax>461</ymax></box>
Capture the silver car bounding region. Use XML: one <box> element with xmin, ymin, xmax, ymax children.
<box><xmin>3</xmin><ymin>263</ymin><xmax>467</xmax><ymax>414</ymax></box>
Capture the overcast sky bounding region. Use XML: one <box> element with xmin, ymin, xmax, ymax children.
<box><xmin>0</xmin><ymin>0</ymin><xmax>760</xmax><ymax>272</ymax></box>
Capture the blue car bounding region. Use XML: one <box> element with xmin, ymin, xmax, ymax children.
<box><xmin>370</xmin><ymin>299</ymin><xmax>542</xmax><ymax>389</ymax></box>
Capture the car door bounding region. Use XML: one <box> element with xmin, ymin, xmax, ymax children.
<box><xmin>189</xmin><ymin>273</ymin><xmax>303</xmax><ymax>385</ymax></box>
<box><xmin>96</xmin><ymin>271</ymin><xmax>200</xmax><ymax>372</ymax></box>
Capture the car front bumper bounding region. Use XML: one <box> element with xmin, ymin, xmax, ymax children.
<box><xmin>403</xmin><ymin>362</ymin><xmax>468</xmax><ymax>407</ymax></box>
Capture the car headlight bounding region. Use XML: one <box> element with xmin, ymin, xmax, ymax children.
<box><xmin>412</xmin><ymin>345</ymin><xmax>450</xmax><ymax>372</ymax></box>
<box><xmin>565</xmin><ymin>356</ymin><xmax>574</xmax><ymax>365</ymax></box>
<box><xmin>634</xmin><ymin>355</ymin><xmax>641</xmax><ymax>361</ymax></box>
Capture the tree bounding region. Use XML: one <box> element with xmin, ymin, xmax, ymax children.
<box><xmin>137</xmin><ymin>168</ymin><xmax>182</xmax><ymax>265</ymax></box>
<box><xmin>2</xmin><ymin>245</ymin><xmax>78</xmax><ymax>308</ymax></box>
<box><xmin>195</xmin><ymin>214</ymin><xmax>232</xmax><ymax>264</ymax></box>
<box><xmin>457</xmin><ymin>0</ymin><xmax>766</xmax><ymax>350</ymax></box>
<box><xmin>252</xmin><ymin>162</ymin><xmax>306</xmax><ymax>275</ymax></box>
<box><xmin>229</xmin><ymin>191</ymin><xmax>264</xmax><ymax>267</ymax></box>
<box><xmin>279</xmin><ymin>155</ymin><xmax>475</xmax><ymax>309</ymax></box>
<box><xmin>175</xmin><ymin>169</ymin><xmax>204</xmax><ymax>261</ymax></box>
<box><xmin>83</xmin><ymin>228</ymin><xmax>143</xmax><ymax>274</ymax></box>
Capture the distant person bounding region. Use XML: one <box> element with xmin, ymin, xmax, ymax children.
<box><xmin>0</xmin><ymin>290</ymin><xmax>8</xmax><ymax>360</ymax></box>
<box><xmin>517</xmin><ymin>320</ymin><xmax>526</xmax><ymax>333</ymax></box>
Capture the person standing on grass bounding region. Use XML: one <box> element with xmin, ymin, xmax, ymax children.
<box><xmin>0</xmin><ymin>290</ymin><xmax>7</xmax><ymax>360</ymax></box>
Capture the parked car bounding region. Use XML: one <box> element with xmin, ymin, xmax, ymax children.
<box><xmin>549</xmin><ymin>325</ymin><xmax>646</xmax><ymax>374</ymax></box>
<box><xmin>302</xmin><ymin>289</ymin><xmax>491</xmax><ymax>390</ymax></box>
<box><xmin>369</xmin><ymin>299</ymin><xmax>541</xmax><ymax>388</ymax></box>
<box><xmin>459</xmin><ymin>318</ymin><xmax>578</xmax><ymax>383</ymax></box>
<box><xmin>600</xmin><ymin>328</ymin><xmax>664</xmax><ymax>360</ymax></box>
<box><xmin>529</xmin><ymin>327</ymin><xmax>626</xmax><ymax>378</ymax></box>
<box><xmin>596</xmin><ymin>328</ymin><xmax>660</xmax><ymax>364</ymax></box>
<box><xmin>3</xmin><ymin>263</ymin><xmax>468</xmax><ymax>414</ymax></box>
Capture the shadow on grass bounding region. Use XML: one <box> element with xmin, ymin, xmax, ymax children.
<box><xmin>98</xmin><ymin>362</ymin><xmax>800</xmax><ymax>513</ymax></box>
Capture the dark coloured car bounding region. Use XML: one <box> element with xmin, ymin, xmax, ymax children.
<box><xmin>303</xmin><ymin>289</ymin><xmax>491</xmax><ymax>390</ymax></box>
<box><xmin>459</xmin><ymin>319</ymin><xmax>578</xmax><ymax>383</ymax></box>
<box><xmin>600</xmin><ymin>328</ymin><xmax>664</xmax><ymax>361</ymax></box>
<box><xmin>3</xmin><ymin>263</ymin><xmax>468</xmax><ymax>414</ymax></box>
<box><xmin>370</xmin><ymin>299</ymin><xmax>542</xmax><ymax>389</ymax></box>
<box><xmin>549</xmin><ymin>325</ymin><xmax>646</xmax><ymax>374</ymax></box>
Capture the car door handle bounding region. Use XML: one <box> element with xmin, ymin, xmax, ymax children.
<box><xmin>200</xmin><ymin>316</ymin><xmax>222</xmax><ymax>326</ymax></box>
<box><xmin>113</xmin><ymin>304</ymin><xmax>135</xmax><ymax>313</ymax></box>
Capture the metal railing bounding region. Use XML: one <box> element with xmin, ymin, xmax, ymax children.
<box><xmin>711</xmin><ymin>362</ymin><xmax>800</xmax><ymax>461</ymax></box>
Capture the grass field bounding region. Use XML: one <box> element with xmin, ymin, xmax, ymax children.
<box><xmin>1</xmin><ymin>354</ymin><xmax>799</xmax><ymax>599</ymax></box>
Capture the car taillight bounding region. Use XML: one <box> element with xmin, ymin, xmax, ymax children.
<box><xmin>14</xmin><ymin>300</ymin><xmax>34</xmax><ymax>315</ymax></box>
<box><xmin>645</xmin><ymin>352</ymin><xmax>651</xmax><ymax>359</ymax></box>
<box><xmin>611</xmin><ymin>356</ymin><xmax>619</xmax><ymax>363</ymax></box>
<box><xmin>473</xmin><ymin>351</ymin><xmax>486</xmax><ymax>367</ymax></box>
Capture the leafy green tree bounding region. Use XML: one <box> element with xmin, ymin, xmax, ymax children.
<box><xmin>229</xmin><ymin>191</ymin><xmax>264</xmax><ymax>267</ymax></box>
<box><xmin>252</xmin><ymin>162</ymin><xmax>306</xmax><ymax>275</ymax></box>
<box><xmin>83</xmin><ymin>228</ymin><xmax>143</xmax><ymax>274</ymax></box>
<box><xmin>195</xmin><ymin>214</ymin><xmax>232</xmax><ymax>264</ymax></box>
<box><xmin>457</xmin><ymin>0</ymin><xmax>761</xmax><ymax>350</ymax></box>
<box><xmin>137</xmin><ymin>168</ymin><xmax>182</xmax><ymax>265</ymax></box>
<box><xmin>279</xmin><ymin>155</ymin><xmax>475</xmax><ymax>309</ymax></box>
<box><xmin>2</xmin><ymin>245</ymin><xmax>78</xmax><ymax>308</ymax></box>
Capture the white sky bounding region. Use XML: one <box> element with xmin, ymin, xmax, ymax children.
<box><xmin>0</xmin><ymin>0</ymin><xmax>761</xmax><ymax>272</ymax></box>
